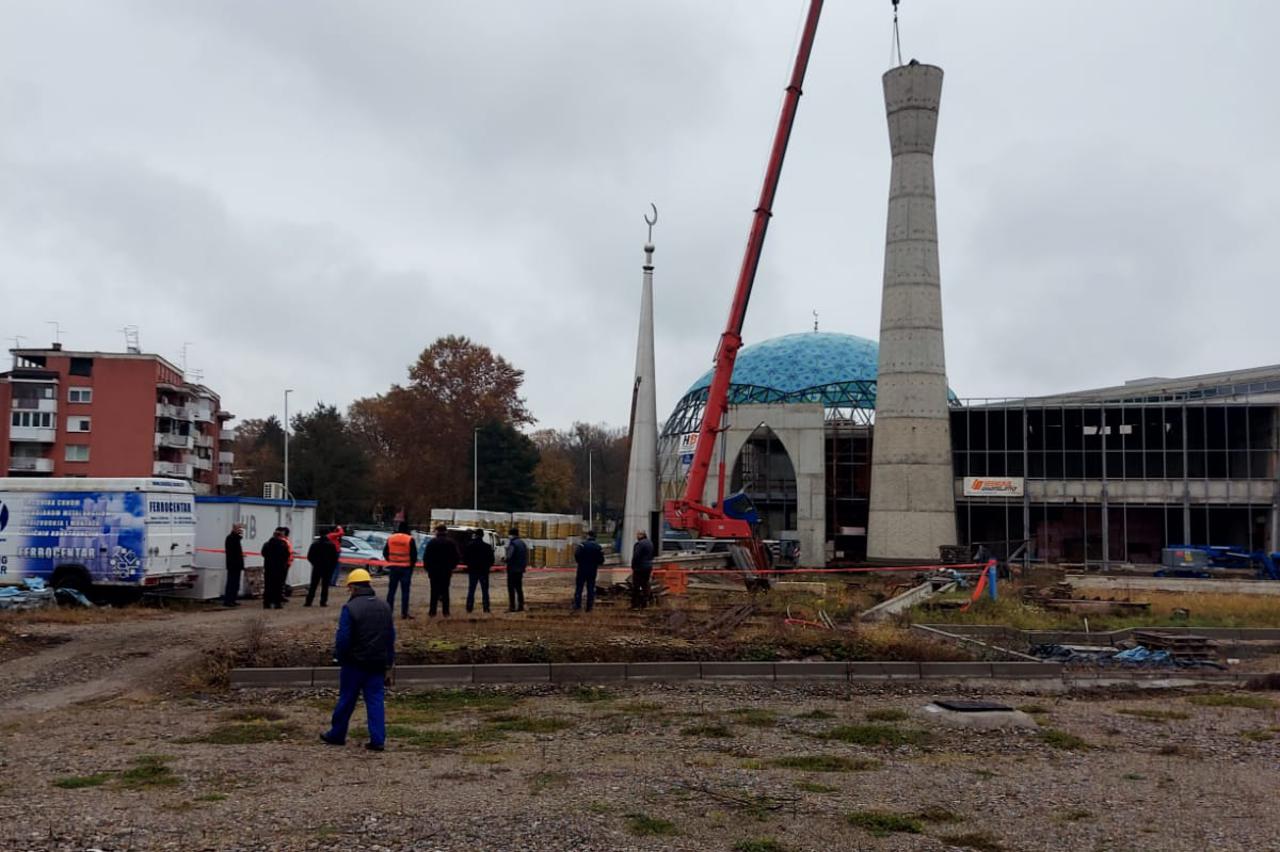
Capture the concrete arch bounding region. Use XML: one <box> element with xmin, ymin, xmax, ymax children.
<box><xmin>703</xmin><ymin>403</ymin><xmax>827</xmax><ymax>565</ymax></box>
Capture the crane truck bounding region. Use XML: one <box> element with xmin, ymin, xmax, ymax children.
<box><xmin>662</xmin><ymin>0</ymin><xmax>825</xmax><ymax>579</ymax></box>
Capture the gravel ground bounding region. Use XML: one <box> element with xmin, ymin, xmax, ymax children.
<box><xmin>1</xmin><ymin>580</ymin><xmax>1278</xmax><ymax>851</ymax></box>
<box><xmin>1</xmin><ymin>675</ymin><xmax>1278</xmax><ymax>851</ymax></box>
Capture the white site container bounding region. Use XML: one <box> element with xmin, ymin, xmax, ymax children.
<box><xmin>185</xmin><ymin>495</ymin><xmax>317</xmax><ymax>600</ymax></box>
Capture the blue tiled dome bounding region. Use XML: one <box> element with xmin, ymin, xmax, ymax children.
<box><xmin>662</xmin><ymin>331</ymin><xmax>956</xmax><ymax>437</ymax></box>
<box><xmin>687</xmin><ymin>332</ymin><xmax>879</xmax><ymax>400</ymax></box>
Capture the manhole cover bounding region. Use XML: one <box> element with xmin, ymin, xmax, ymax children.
<box><xmin>933</xmin><ymin>699</ymin><xmax>1013</xmax><ymax>713</ymax></box>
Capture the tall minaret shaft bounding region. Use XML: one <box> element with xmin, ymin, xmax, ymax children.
<box><xmin>621</xmin><ymin>211</ymin><xmax>659</xmax><ymax>564</ymax></box>
<box><xmin>867</xmin><ymin>62</ymin><xmax>957</xmax><ymax>561</ymax></box>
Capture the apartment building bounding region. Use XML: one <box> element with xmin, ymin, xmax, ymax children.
<box><xmin>0</xmin><ymin>344</ymin><xmax>235</xmax><ymax>494</ymax></box>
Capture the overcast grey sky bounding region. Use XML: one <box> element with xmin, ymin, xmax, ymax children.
<box><xmin>2</xmin><ymin>1</ymin><xmax>1277</xmax><ymax>429</ymax></box>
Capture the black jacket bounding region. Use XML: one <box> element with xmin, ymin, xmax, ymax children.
<box><xmin>307</xmin><ymin>537</ymin><xmax>338</xmax><ymax>575</ymax></box>
<box><xmin>505</xmin><ymin>537</ymin><xmax>529</xmax><ymax>573</ymax></box>
<box><xmin>261</xmin><ymin>536</ymin><xmax>291</xmax><ymax>573</ymax></box>
<box><xmin>423</xmin><ymin>535</ymin><xmax>460</xmax><ymax>574</ymax></box>
<box><xmin>575</xmin><ymin>539</ymin><xmax>605</xmax><ymax>571</ymax></box>
<box><xmin>224</xmin><ymin>532</ymin><xmax>244</xmax><ymax>572</ymax></box>
<box><xmin>335</xmin><ymin>585</ymin><xmax>395</xmax><ymax>672</ymax></box>
<box><xmin>463</xmin><ymin>538</ymin><xmax>495</xmax><ymax>575</ymax></box>
<box><xmin>631</xmin><ymin>537</ymin><xmax>655</xmax><ymax>571</ymax></box>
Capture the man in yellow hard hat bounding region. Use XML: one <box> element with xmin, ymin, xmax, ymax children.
<box><xmin>320</xmin><ymin>568</ymin><xmax>395</xmax><ymax>751</ymax></box>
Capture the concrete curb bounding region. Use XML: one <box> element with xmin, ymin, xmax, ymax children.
<box><xmin>228</xmin><ymin>659</ymin><xmax>1091</xmax><ymax>688</ymax></box>
<box><xmin>223</xmin><ymin>659</ymin><xmax>1262</xmax><ymax>689</ymax></box>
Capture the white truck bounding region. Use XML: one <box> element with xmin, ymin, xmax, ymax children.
<box><xmin>0</xmin><ymin>477</ymin><xmax>197</xmax><ymax>593</ymax></box>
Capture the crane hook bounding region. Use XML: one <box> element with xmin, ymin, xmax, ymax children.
<box><xmin>644</xmin><ymin>203</ymin><xmax>658</xmax><ymax>244</ymax></box>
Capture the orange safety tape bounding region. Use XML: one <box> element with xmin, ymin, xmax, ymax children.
<box><xmin>195</xmin><ymin>548</ymin><xmax>986</xmax><ymax>576</ymax></box>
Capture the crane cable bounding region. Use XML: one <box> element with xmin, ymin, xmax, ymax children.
<box><xmin>891</xmin><ymin>0</ymin><xmax>904</xmax><ymax>67</ymax></box>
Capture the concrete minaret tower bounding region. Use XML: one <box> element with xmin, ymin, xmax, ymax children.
<box><xmin>867</xmin><ymin>61</ymin><xmax>957</xmax><ymax>561</ymax></box>
<box><xmin>621</xmin><ymin>206</ymin><xmax>659</xmax><ymax>564</ymax></box>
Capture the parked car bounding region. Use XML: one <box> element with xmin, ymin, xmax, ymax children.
<box><xmin>338</xmin><ymin>536</ymin><xmax>386</xmax><ymax>574</ymax></box>
<box><xmin>350</xmin><ymin>529</ymin><xmax>391</xmax><ymax>551</ymax></box>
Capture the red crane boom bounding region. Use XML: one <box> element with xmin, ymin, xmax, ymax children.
<box><xmin>663</xmin><ymin>0</ymin><xmax>824</xmax><ymax>549</ymax></box>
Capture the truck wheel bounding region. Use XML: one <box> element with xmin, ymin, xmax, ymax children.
<box><xmin>51</xmin><ymin>565</ymin><xmax>92</xmax><ymax>595</ymax></box>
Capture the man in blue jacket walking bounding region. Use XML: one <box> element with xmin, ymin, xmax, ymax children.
<box><xmin>320</xmin><ymin>568</ymin><xmax>395</xmax><ymax>751</ymax></box>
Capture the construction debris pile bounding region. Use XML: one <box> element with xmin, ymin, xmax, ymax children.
<box><xmin>1032</xmin><ymin>631</ymin><xmax>1224</xmax><ymax>669</ymax></box>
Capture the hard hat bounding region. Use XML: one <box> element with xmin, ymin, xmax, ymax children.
<box><xmin>345</xmin><ymin>568</ymin><xmax>373</xmax><ymax>585</ymax></box>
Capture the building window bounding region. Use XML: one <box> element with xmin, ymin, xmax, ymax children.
<box><xmin>66</xmin><ymin>416</ymin><xmax>91</xmax><ymax>433</ymax></box>
<box><xmin>68</xmin><ymin>388</ymin><xmax>93</xmax><ymax>403</ymax></box>
<box><xmin>10</xmin><ymin>411</ymin><xmax>54</xmax><ymax>428</ymax></box>
<box><xmin>69</xmin><ymin>357</ymin><xmax>93</xmax><ymax>377</ymax></box>
<box><xmin>65</xmin><ymin>444</ymin><xmax>90</xmax><ymax>462</ymax></box>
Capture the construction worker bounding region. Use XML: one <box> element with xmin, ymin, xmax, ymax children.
<box><xmin>573</xmin><ymin>530</ymin><xmax>605</xmax><ymax>612</ymax></box>
<box><xmin>222</xmin><ymin>523</ymin><xmax>245</xmax><ymax>607</ymax></box>
<box><xmin>383</xmin><ymin>522</ymin><xmax>418</xmax><ymax>619</ymax></box>
<box><xmin>463</xmin><ymin>529</ymin><xmax>495</xmax><ymax>614</ymax></box>
<box><xmin>504</xmin><ymin>526</ymin><xmax>529</xmax><ymax>612</ymax></box>
<box><xmin>630</xmin><ymin>529</ymin><xmax>655</xmax><ymax>609</ymax></box>
<box><xmin>422</xmin><ymin>524</ymin><xmax>459</xmax><ymax>617</ymax></box>
<box><xmin>305</xmin><ymin>526</ymin><xmax>339</xmax><ymax>607</ymax></box>
<box><xmin>260</xmin><ymin>527</ymin><xmax>291</xmax><ymax>609</ymax></box>
<box><xmin>320</xmin><ymin>569</ymin><xmax>395</xmax><ymax>752</ymax></box>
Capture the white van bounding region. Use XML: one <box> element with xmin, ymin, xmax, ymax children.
<box><xmin>0</xmin><ymin>477</ymin><xmax>196</xmax><ymax>592</ymax></box>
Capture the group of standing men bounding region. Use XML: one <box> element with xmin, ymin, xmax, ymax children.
<box><xmin>220</xmin><ymin>523</ymin><xmax>297</xmax><ymax>609</ymax></box>
<box><xmin>379</xmin><ymin>523</ymin><xmax>530</xmax><ymax>618</ymax></box>
<box><xmin>222</xmin><ymin>520</ymin><xmax>657</xmax><ymax>615</ymax></box>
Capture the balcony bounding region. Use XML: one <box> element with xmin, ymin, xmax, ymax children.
<box><xmin>155</xmin><ymin>403</ymin><xmax>192</xmax><ymax>420</ymax></box>
<box><xmin>155</xmin><ymin>432</ymin><xmax>193</xmax><ymax>450</ymax></box>
<box><xmin>219</xmin><ymin>428</ymin><xmax>236</xmax><ymax>442</ymax></box>
<box><xmin>191</xmin><ymin>456</ymin><xmax>213</xmax><ymax>471</ymax></box>
<box><xmin>10</xmin><ymin>426</ymin><xmax>57</xmax><ymax>443</ymax></box>
<box><xmin>218</xmin><ymin>451</ymin><xmax>235</xmax><ymax>464</ymax></box>
<box><xmin>11</xmin><ymin>397</ymin><xmax>57</xmax><ymax>413</ymax></box>
<box><xmin>9</xmin><ymin>457</ymin><xmax>55</xmax><ymax>473</ymax></box>
<box><xmin>218</xmin><ymin>473</ymin><xmax>234</xmax><ymax>486</ymax></box>
<box><xmin>153</xmin><ymin>461</ymin><xmax>194</xmax><ymax>478</ymax></box>
<box><xmin>192</xmin><ymin>407</ymin><xmax>215</xmax><ymax>424</ymax></box>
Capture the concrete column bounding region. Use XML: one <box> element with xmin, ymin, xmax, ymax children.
<box><xmin>621</xmin><ymin>238</ymin><xmax>659</xmax><ymax>565</ymax></box>
<box><xmin>867</xmin><ymin>61</ymin><xmax>957</xmax><ymax>561</ymax></box>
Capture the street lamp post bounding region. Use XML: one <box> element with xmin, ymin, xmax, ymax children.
<box><xmin>283</xmin><ymin>389</ymin><xmax>293</xmax><ymax>496</ymax></box>
<box><xmin>588</xmin><ymin>451</ymin><xmax>594</xmax><ymax>532</ymax></box>
<box><xmin>473</xmin><ymin>427</ymin><xmax>480</xmax><ymax>511</ymax></box>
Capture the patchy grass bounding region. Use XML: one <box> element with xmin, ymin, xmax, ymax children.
<box><xmin>188</xmin><ymin>722</ymin><xmax>299</xmax><ymax>745</ymax></box>
<box><xmin>1156</xmin><ymin>744</ymin><xmax>1202</xmax><ymax>758</ymax></box>
<box><xmin>730</xmin><ymin>709</ymin><xmax>779</xmax><ymax>728</ymax></box>
<box><xmin>53</xmin><ymin>773</ymin><xmax>111</xmax><ymax>790</ymax></box>
<box><xmin>567</xmin><ymin>685</ymin><xmax>614</xmax><ymax>703</ymax></box>
<box><xmin>1241</xmin><ymin>729</ymin><xmax>1274</xmax><ymax>742</ymax></box>
<box><xmin>915</xmin><ymin>590</ymin><xmax>1280</xmax><ymax>630</ymax></box>
<box><xmin>865</xmin><ymin>708</ymin><xmax>908</xmax><ymax>723</ymax></box>
<box><xmin>118</xmin><ymin>755</ymin><xmax>179</xmax><ymax>789</ymax></box>
<box><xmin>768</xmin><ymin>755</ymin><xmax>879</xmax><ymax>773</ymax></box>
<box><xmin>194</xmin><ymin>792</ymin><xmax>228</xmax><ymax>802</ymax></box>
<box><xmin>625</xmin><ymin>812</ymin><xmax>678</xmax><ymax>837</ymax></box>
<box><xmin>845</xmin><ymin>810</ymin><xmax>923</xmax><ymax>837</ymax></box>
<box><xmin>485</xmin><ymin>714</ymin><xmax>574</xmax><ymax>734</ymax></box>
<box><xmin>1039</xmin><ymin>728</ymin><xmax>1090</xmax><ymax>751</ymax></box>
<box><xmin>915</xmin><ymin>805</ymin><xmax>963</xmax><ymax>824</ymax></box>
<box><xmin>794</xmin><ymin>709</ymin><xmax>835</xmax><ymax>720</ymax></box>
<box><xmin>1122</xmin><ymin>773</ymin><xmax>1147</xmax><ymax>781</ymax></box>
<box><xmin>1116</xmin><ymin>707</ymin><xmax>1190</xmax><ymax>722</ymax></box>
<box><xmin>681</xmin><ymin>722</ymin><xmax>735</xmax><ymax>738</ymax></box>
<box><xmin>1058</xmin><ymin>809</ymin><xmax>1094</xmax><ymax>823</ymax></box>
<box><xmin>1187</xmin><ymin>693</ymin><xmax>1276</xmax><ymax>710</ymax></box>
<box><xmin>389</xmin><ymin>689</ymin><xmax>519</xmax><ymax>724</ymax></box>
<box><xmin>733</xmin><ymin>840</ymin><xmax>786</xmax><ymax>852</ymax></box>
<box><xmin>218</xmin><ymin>707</ymin><xmax>287</xmax><ymax>723</ymax></box>
<box><xmin>940</xmin><ymin>831</ymin><xmax>1006</xmax><ymax>851</ymax></box>
<box><xmin>528</xmin><ymin>771</ymin><xmax>571</xmax><ymax>794</ymax></box>
<box><xmin>821</xmin><ymin>724</ymin><xmax>929</xmax><ymax>748</ymax></box>
<box><xmin>1017</xmin><ymin>704</ymin><xmax>1050</xmax><ymax>716</ymax></box>
<box><xmin>381</xmin><ymin>724</ymin><xmax>465</xmax><ymax>750</ymax></box>
<box><xmin>795</xmin><ymin>780</ymin><xmax>837</xmax><ymax>793</ymax></box>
